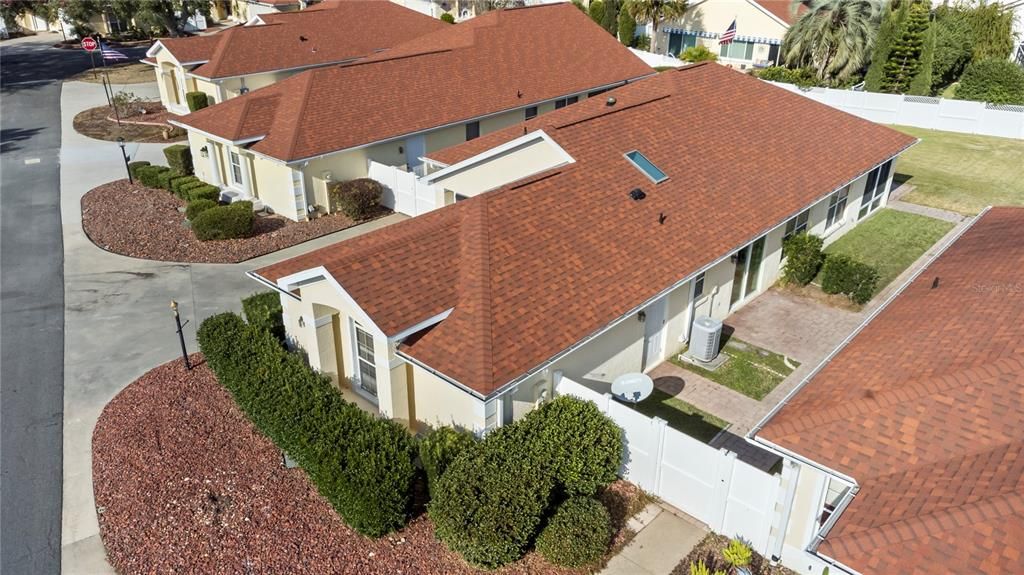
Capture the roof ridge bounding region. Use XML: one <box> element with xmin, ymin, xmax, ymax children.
<box><xmin>769</xmin><ymin>356</ymin><xmax>1024</xmax><ymax>437</ymax></box>
<box><xmin>457</xmin><ymin>198</ymin><xmax>496</xmax><ymax>383</ymax></box>
<box><xmin>279</xmin><ymin>71</ymin><xmax>320</xmax><ymax>161</ymax></box>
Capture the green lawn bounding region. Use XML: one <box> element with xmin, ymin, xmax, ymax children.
<box><xmin>822</xmin><ymin>208</ymin><xmax>954</xmax><ymax>296</ymax></box>
<box><xmin>892</xmin><ymin>125</ymin><xmax>1024</xmax><ymax>215</ymax></box>
<box><xmin>669</xmin><ymin>338</ymin><xmax>798</xmax><ymax>401</ymax></box>
<box><xmin>630</xmin><ymin>389</ymin><xmax>728</xmax><ymax>443</ymax></box>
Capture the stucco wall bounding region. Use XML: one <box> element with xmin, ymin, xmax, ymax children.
<box><xmin>410</xmin><ymin>363</ymin><xmax>484</xmax><ymax>431</ymax></box>
<box><xmin>251</xmin><ymin>154</ymin><xmax>299</xmax><ymax>220</ymax></box>
<box><xmin>551</xmin><ymin>314</ymin><xmax>646</xmax><ymax>386</ymax></box>
<box><xmin>429</xmin><ymin>137</ymin><xmax>568</xmax><ymax>198</ymax></box>
<box><xmin>658</xmin><ymin>0</ymin><xmax>787</xmax><ymax>62</ymax></box>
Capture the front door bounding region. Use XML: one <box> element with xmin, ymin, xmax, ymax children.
<box><xmin>353</xmin><ymin>323</ymin><xmax>378</xmax><ymax>398</ymax></box>
<box><xmin>642</xmin><ymin>297</ymin><xmax>668</xmax><ymax>371</ymax></box>
<box><xmin>730</xmin><ymin>235</ymin><xmax>766</xmax><ymax>308</ymax></box>
<box><xmin>315</xmin><ymin>316</ymin><xmax>340</xmax><ymax>386</ymax></box>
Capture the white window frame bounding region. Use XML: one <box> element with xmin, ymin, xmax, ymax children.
<box><xmin>825</xmin><ymin>187</ymin><xmax>849</xmax><ymax>229</ymax></box>
<box><xmin>858</xmin><ymin>159</ymin><xmax>892</xmax><ymax>220</ymax></box>
<box><xmin>229</xmin><ymin>150</ymin><xmax>244</xmax><ymax>187</ymax></box>
<box><xmin>524</xmin><ymin>106</ymin><xmax>538</xmax><ymax>120</ymax></box>
<box><xmin>782</xmin><ymin>209</ymin><xmax>810</xmax><ymax>257</ymax></box>
<box><xmin>351</xmin><ymin>321</ymin><xmax>379</xmax><ymax>401</ymax></box>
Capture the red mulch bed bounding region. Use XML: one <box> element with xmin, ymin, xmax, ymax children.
<box><xmin>93</xmin><ymin>357</ymin><xmax>645</xmax><ymax>574</ymax></box>
<box><xmin>81</xmin><ymin>179</ymin><xmax>385</xmax><ymax>263</ymax></box>
<box><xmin>106</xmin><ymin>102</ymin><xmax>180</xmax><ymax>127</ymax></box>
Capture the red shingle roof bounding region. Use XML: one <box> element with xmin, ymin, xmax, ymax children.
<box><xmin>758</xmin><ymin>207</ymin><xmax>1024</xmax><ymax>575</ymax></box>
<box><xmin>176</xmin><ymin>4</ymin><xmax>653</xmax><ymax>162</ymax></box>
<box><xmin>255</xmin><ymin>64</ymin><xmax>915</xmax><ymax>395</ymax></box>
<box><xmin>156</xmin><ymin>0</ymin><xmax>443</xmax><ymax>79</ymax></box>
<box><xmin>754</xmin><ymin>0</ymin><xmax>804</xmax><ymax>25</ymax></box>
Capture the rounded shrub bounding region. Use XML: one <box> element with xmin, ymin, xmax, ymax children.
<box><xmin>515</xmin><ymin>395</ymin><xmax>623</xmax><ymax>496</ymax></box>
<box><xmin>430</xmin><ymin>434</ymin><xmax>553</xmax><ymax>569</ymax></box>
<box><xmin>127</xmin><ymin>160</ymin><xmax>150</xmax><ymax>181</ymax></box>
<box><xmin>241</xmin><ymin>291</ymin><xmax>284</xmax><ymax>342</ymax></box>
<box><xmin>191</xmin><ymin>201</ymin><xmax>254</xmax><ymax>241</ymax></box>
<box><xmin>185</xmin><ymin>199</ymin><xmax>217</xmax><ymax>221</ymax></box>
<box><xmin>171</xmin><ymin>175</ymin><xmax>201</xmax><ymax>196</ymax></box>
<box><xmin>187</xmin><ymin>184</ymin><xmax>221</xmax><ymax>203</ymax></box>
<box><xmin>680</xmin><ymin>45</ymin><xmax>717</xmax><ymax>63</ymax></box>
<box><xmin>781</xmin><ymin>233</ymin><xmax>825</xmax><ymax>286</ymax></box>
<box><xmin>440</xmin><ymin>12</ymin><xmax>455</xmax><ymax>23</ymax></box>
<box><xmin>327</xmin><ymin>178</ymin><xmax>383</xmax><ymax>220</ymax></box>
<box><xmin>820</xmin><ymin>253</ymin><xmax>879</xmax><ymax>305</ymax></box>
<box><xmin>419</xmin><ymin>426</ymin><xmax>477</xmax><ymax>499</ymax></box>
<box><xmin>955</xmin><ymin>58</ymin><xmax>1024</xmax><ymax>105</ymax></box>
<box><xmin>535</xmin><ymin>496</ymin><xmax>612</xmax><ymax>568</ymax></box>
<box><xmin>137</xmin><ymin>165</ymin><xmax>169</xmax><ymax>188</ymax></box>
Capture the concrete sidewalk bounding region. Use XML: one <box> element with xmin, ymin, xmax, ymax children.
<box><xmin>58</xmin><ymin>81</ymin><xmax>403</xmax><ymax>574</ymax></box>
<box><xmin>602</xmin><ymin>504</ymin><xmax>708</xmax><ymax>575</ymax></box>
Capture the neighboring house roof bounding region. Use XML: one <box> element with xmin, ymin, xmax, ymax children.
<box><xmin>754</xmin><ymin>0</ymin><xmax>804</xmax><ymax>25</ymax></box>
<box><xmin>254</xmin><ymin>63</ymin><xmax>915</xmax><ymax>396</ymax></box>
<box><xmin>177</xmin><ymin>4</ymin><xmax>653</xmax><ymax>163</ymax></box>
<box><xmin>151</xmin><ymin>0</ymin><xmax>444</xmax><ymax>79</ymax></box>
<box><xmin>757</xmin><ymin>206</ymin><xmax>1024</xmax><ymax>575</ymax></box>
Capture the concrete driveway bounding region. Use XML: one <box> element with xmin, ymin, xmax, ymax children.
<box><xmin>58</xmin><ymin>81</ymin><xmax>403</xmax><ymax>573</ymax></box>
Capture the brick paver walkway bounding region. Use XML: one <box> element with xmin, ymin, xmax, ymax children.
<box><xmin>650</xmin><ymin>212</ymin><xmax>975</xmax><ymax>471</ymax></box>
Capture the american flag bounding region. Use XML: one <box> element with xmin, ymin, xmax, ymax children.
<box><xmin>100</xmin><ymin>42</ymin><xmax>129</xmax><ymax>61</ymax></box>
<box><xmin>720</xmin><ymin>19</ymin><xmax>737</xmax><ymax>45</ymax></box>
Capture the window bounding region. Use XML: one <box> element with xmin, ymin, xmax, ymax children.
<box><xmin>819</xmin><ymin>478</ymin><xmax>849</xmax><ymax>527</ymax></box>
<box><xmin>719</xmin><ymin>40</ymin><xmax>755</xmax><ymax>60</ymax></box>
<box><xmin>826</xmin><ymin>187</ymin><xmax>849</xmax><ymax>229</ymax></box>
<box><xmin>555</xmin><ymin>96</ymin><xmax>579</xmax><ymax>109</ymax></box>
<box><xmin>782</xmin><ymin>209</ymin><xmax>809</xmax><ymax>256</ymax></box>
<box><xmin>625</xmin><ymin>150</ymin><xmax>668</xmax><ymax>183</ymax></box>
<box><xmin>354</xmin><ymin>324</ymin><xmax>377</xmax><ymax>397</ymax></box>
<box><xmin>465</xmin><ymin>121</ymin><xmax>480</xmax><ymax>141</ymax></box>
<box><xmin>693</xmin><ymin>272</ymin><xmax>706</xmax><ymax>299</ymax></box>
<box><xmin>668</xmin><ymin>32</ymin><xmax>699</xmax><ymax>56</ymax></box>
<box><xmin>858</xmin><ymin>159</ymin><xmax>892</xmax><ymax>219</ymax></box>
<box><xmin>524</xmin><ymin>106</ymin><xmax>538</xmax><ymax>120</ymax></box>
<box><xmin>229</xmin><ymin>151</ymin><xmax>243</xmax><ymax>186</ymax></box>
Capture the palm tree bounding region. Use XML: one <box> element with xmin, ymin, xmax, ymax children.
<box><xmin>626</xmin><ymin>0</ymin><xmax>688</xmax><ymax>54</ymax></box>
<box><xmin>782</xmin><ymin>0</ymin><xmax>883</xmax><ymax>85</ymax></box>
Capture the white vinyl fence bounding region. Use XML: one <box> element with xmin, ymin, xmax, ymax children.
<box><xmin>555</xmin><ymin>375</ymin><xmax>782</xmax><ymax>555</ymax></box>
<box><xmin>629</xmin><ymin>48</ymin><xmax>684</xmax><ymax>69</ymax></box>
<box><xmin>367</xmin><ymin>161</ymin><xmax>440</xmax><ymax>217</ymax></box>
<box><xmin>766</xmin><ymin>81</ymin><xmax>1024</xmax><ymax>140</ymax></box>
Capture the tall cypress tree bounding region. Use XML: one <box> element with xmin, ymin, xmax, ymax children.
<box><xmin>865</xmin><ymin>0</ymin><xmax>909</xmax><ymax>92</ymax></box>
<box><xmin>881</xmin><ymin>2</ymin><xmax>930</xmax><ymax>93</ymax></box>
<box><xmin>602</xmin><ymin>0</ymin><xmax>620</xmax><ymax>37</ymax></box>
<box><xmin>907</xmin><ymin>15</ymin><xmax>936</xmax><ymax>95</ymax></box>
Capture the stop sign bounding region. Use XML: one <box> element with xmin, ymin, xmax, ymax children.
<box><xmin>81</xmin><ymin>37</ymin><xmax>98</xmax><ymax>52</ymax></box>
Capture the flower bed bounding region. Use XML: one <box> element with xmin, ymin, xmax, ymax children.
<box><xmin>92</xmin><ymin>357</ymin><xmax>644</xmax><ymax>574</ymax></box>
<box><xmin>81</xmin><ymin>179</ymin><xmax>383</xmax><ymax>263</ymax></box>
<box><xmin>673</xmin><ymin>533</ymin><xmax>798</xmax><ymax>575</ymax></box>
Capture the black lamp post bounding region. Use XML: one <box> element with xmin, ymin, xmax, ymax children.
<box><xmin>170</xmin><ymin>300</ymin><xmax>192</xmax><ymax>370</ymax></box>
<box><xmin>117</xmin><ymin>137</ymin><xmax>133</xmax><ymax>184</ymax></box>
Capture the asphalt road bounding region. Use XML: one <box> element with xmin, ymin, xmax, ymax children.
<box><xmin>0</xmin><ymin>33</ymin><xmax>144</xmax><ymax>575</ymax></box>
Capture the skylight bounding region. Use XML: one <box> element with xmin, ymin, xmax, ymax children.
<box><xmin>625</xmin><ymin>150</ymin><xmax>668</xmax><ymax>183</ymax></box>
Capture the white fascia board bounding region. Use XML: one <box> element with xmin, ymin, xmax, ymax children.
<box><xmin>245</xmin><ymin>16</ymin><xmax>265</xmax><ymax>25</ymax></box>
<box><xmin>422</xmin><ymin>130</ymin><xmax>574</xmax><ymax>184</ymax></box>
<box><xmin>187</xmin><ymin>57</ymin><xmax>359</xmax><ymax>82</ymax></box>
<box><xmin>272</xmin><ymin>266</ymin><xmax>386</xmax><ymax>336</ymax></box>
<box><xmin>168</xmin><ymin>121</ymin><xmax>266</xmax><ymax>148</ymax></box>
<box><xmin>145</xmin><ymin>41</ymin><xmax>164</xmax><ymax>58</ymax></box>
<box><xmin>389</xmin><ymin>308</ymin><xmax>454</xmax><ymax>343</ymax></box>
<box><xmin>395</xmin><ymin>350</ymin><xmax>488</xmax><ymax>400</ymax></box>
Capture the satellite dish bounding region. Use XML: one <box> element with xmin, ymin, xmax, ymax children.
<box><xmin>611</xmin><ymin>372</ymin><xmax>654</xmax><ymax>404</ymax></box>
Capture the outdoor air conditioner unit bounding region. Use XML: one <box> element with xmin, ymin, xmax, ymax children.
<box><xmin>690</xmin><ymin>316</ymin><xmax>722</xmax><ymax>362</ymax></box>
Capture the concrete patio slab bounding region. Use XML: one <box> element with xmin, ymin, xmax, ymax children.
<box><xmin>602</xmin><ymin>504</ymin><xmax>707</xmax><ymax>575</ymax></box>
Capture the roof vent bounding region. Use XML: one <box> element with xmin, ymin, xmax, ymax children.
<box><xmin>606</xmin><ymin>97</ymin><xmax>617</xmax><ymax>106</ymax></box>
<box><xmin>629</xmin><ymin>188</ymin><xmax>645</xmax><ymax>201</ymax></box>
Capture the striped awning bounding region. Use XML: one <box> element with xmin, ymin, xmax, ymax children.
<box><xmin>664</xmin><ymin>27</ymin><xmax>782</xmax><ymax>45</ymax></box>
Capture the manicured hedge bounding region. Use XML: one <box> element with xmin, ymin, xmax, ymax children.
<box><xmin>185</xmin><ymin>91</ymin><xmax>210</xmax><ymax>112</ymax></box>
<box><xmin>535</xmin><ymin>496</ymin><xmax>612</xmax><ymax>568</ymax></box>
<box><xmin>196</xmin><ymin>312</ymin><xmax>417</xmax><ymax>537</ymax></box>
<box><xmin>186</xmin><ymin>184</ymin><xmax>220</xmax><ymax>203</ymax></box>
<box><xmin>185</xmin><ymin>199</ymin><xmax>217</xmax><ymax>221</ymax></box>
<box><xmin>163</xmin><ymin>144</ymin><xmax>193</xmax><ymax>175</ymax></box>
<box><xmin>431</xmin><ymin>432</ymin><xmax>553</xmax><ymax>568</ymax></box>
<box><xmin>419</xmin><ymin>426</ymin><xmax>477</xmax><ymax>499</ymax></box>
<box><xmin>137</xmin><ymin>165</ymin><xmax>171</xmax><ymax>189</ymax></box>
<box><xmin>191</xmin><ymin>201</ymin><xmax>254</xmax><ymax>241</ymax></box>
<box><xmin>157</xmin><ymin>168</ymin><xmax>178</xmax><ymax>191</ymax></box>
<box><xmin>127</xmin><ymin>160</ymin><xmax>150</xmax><ymax>181</ymax></box>
<box><xmin>955</xmin><ymin>58</ymin><xmax>1024</xmax><ymax>105</ymax></box>
<box><xmin>782</xmin><ymin>233</ymin><xmax>825</xmax><ymax>286</ymax></box>
<box><xmin>241</xmin><ymin>291</ymin><xmax>285</xmax><ymax>343</ymax></box>
<box><xmin>171</xmin><ymin>175</ymin><xmax>201</xmax><ymax>196</ymax></box>
<box><xmin>327</xmin><ymin>178</ymin><xmax>382</xmax><ymax>220</ymax></box>
<box><xmin>820</xmin><ymin>254</ymin><xmax>879</xmax><ymax>305</ymax></box>
<box><xmin>431</xmin><ymin>396</ymin><xmax>622</xmax><ymax>568</ymax></box>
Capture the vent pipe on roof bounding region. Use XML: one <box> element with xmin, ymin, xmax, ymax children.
<box><xmin>606</xmin><ymin>97</ymin><xmax>617</xmax><ymax>106</ymax></box>
<box><xmin>629</xmin><ymin>188</ymin><xmax>645</xmax><ymax>201</ymax></box>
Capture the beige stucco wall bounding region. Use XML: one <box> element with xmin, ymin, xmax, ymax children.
<box><xmin>429</xmin><ymin>137</ymin><xmax>569</xmax><ymax>198</ymax></box>
<box><xmin>219</xmin><ymin>70</ymin><xmax>293</xmax><ymax>99</ymax></box>
<box><xmin>410</xmin><ymin>363</ymin><xmax>484</xmax><ymax>431</ymax></box>
<box><xmin>251</xmin><ymin>154</ymin><xmax>300</xmax><ymax>220</ymax></box>
<box><xmin>551</xmin><ymin>314</ymin><xmax>646</xmax><ymax>386</ymax></box>
<box><xmin>658</xmin><ymin>0</ymin><xmax>788</xmax><ymax>63</ymax></box>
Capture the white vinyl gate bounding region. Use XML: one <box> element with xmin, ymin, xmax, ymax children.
<box><xmin>367</xmin><ymin>161</ymin><xmax>440</xmax><ymax>217</ymax></box>
<box><xmin>555</xmin><ymin>375</ymin><xmax>781</xmax><ymax>554</ymax></box>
